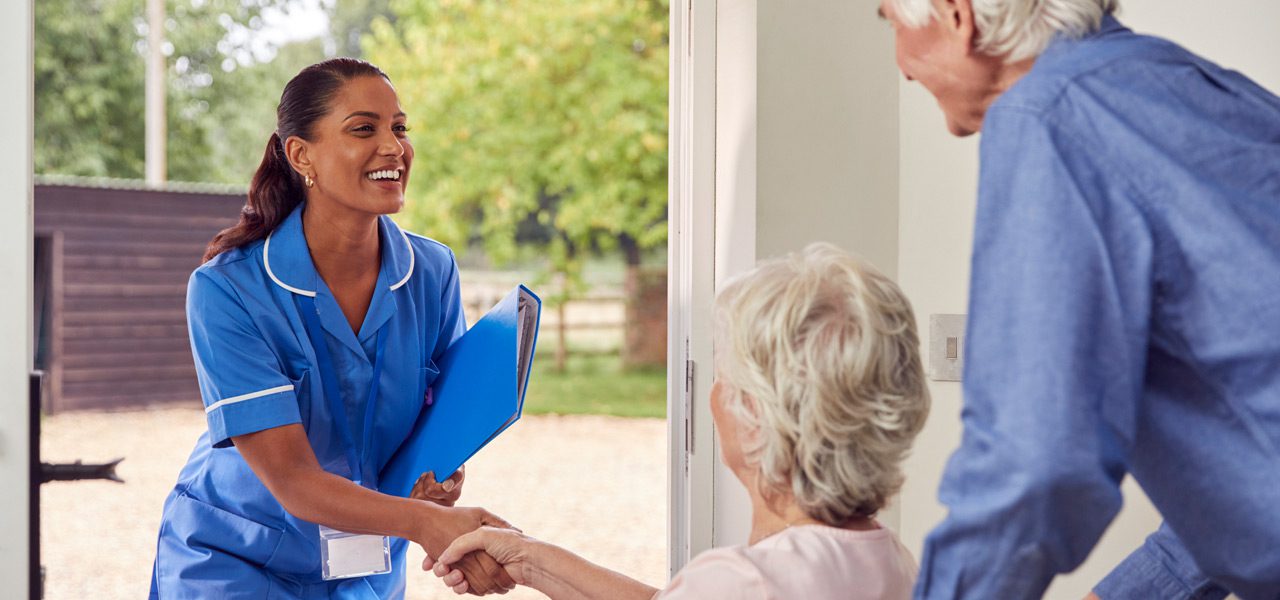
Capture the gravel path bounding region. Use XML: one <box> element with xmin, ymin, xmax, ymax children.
<box><xmin>39</xmin><ymin>407</ymin><xmax>667</xmax><ymax>599</ymax></box>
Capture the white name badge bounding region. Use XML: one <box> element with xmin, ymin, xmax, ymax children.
<box><xmin>319</xmin><ymin>525</ymin><xmax>392</xmax><ymax>581</ymax></box>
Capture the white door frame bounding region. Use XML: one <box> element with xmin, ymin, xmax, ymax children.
<box><xmin>668</xmin><ymin>0</ymin><xmax>764</xmax><ymax>572</ymax></box>
<box><xmin>666</xmin><ymin>0</ymin><xmax>719</xmax><ymax>576</ymax></box>
<box><xmin>1</xmin><ymin>0</ymin><xmax>35</xmax><ymax>595</ymax></box>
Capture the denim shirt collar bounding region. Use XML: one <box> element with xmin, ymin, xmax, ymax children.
<box><xmin>1039</xmin><ymin>13</ymin><xmax>1130</xmax><ymax>63</ymax></box>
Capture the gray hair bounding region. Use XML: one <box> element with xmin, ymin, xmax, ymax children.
<box><xmin>713</xmin><ymin>243</ymin><xmax>930</xmax><ymax>524</ymax></box>
<box><xmin>889</xmin><ymin>0</ymin><xmax>1118</xmax><ymax>62</ymax></box>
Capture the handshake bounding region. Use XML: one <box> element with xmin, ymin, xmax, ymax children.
<box><xmin>407</xmin><ymin>467</ymin><xmax>530</xmax><ymax>596</ymax></box>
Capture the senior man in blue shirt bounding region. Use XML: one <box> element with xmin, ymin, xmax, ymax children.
<box><xmin>877</xmin><ymin>0</ymin><xmax>1280</xmax><ymax>598</ymax></box>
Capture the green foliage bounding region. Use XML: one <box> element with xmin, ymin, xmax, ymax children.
<box><xmin>366</xmin><ymin>0</ymin><xmax>669</xmax><ymax>302</ymax></box>
<box><xmin>35</xmin><ymin>0</ymin><xmax>327</xmax><ymax>184</ymax></box>
<box><xmin>523</xmin><ymin>354</ymin><xmax>665</xmax><ymax>418</ymax></box>
<box><xmin>328</xmin><ymin>0</ymin><xmax>395</xmax><ymax>58</ymax></box>
<box><xmin>36</xmin><ymin>0</ymin><xmax>147</xmax><ymax>177</ymax></box>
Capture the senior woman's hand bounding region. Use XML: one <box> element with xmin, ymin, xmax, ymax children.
<box><xmin>411</xmin><ymin>467</ymin><xmax>465</xmax><ymax>506</ymax></box>
<box><xmin>413</xmin><ymin>505</ymin><xmax>522</xmax><ymax>597</ymax></box>
<box><xmin>426</xmin><ymin>526</ymin><xmax>536</xmax><ymax>594</ymax></box>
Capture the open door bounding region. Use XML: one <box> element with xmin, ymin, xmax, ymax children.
<box><xmin>668</xmin><ymin>0</ymin><xmax>905</xmax><ymax>572</ymax></box>
<box><xmin>3</xmin><ymin>0</ymin><xmax>35</xmax><ymax>596</ymax></box>
<box><xmin>666</xmin><ymin>0</ymin><xmax>719</xmax><ymax>574</ymax></box>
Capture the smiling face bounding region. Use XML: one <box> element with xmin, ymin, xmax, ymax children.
<box><xmin>286</xmin><ymin>75</ymin><xmax>414</xmax><ymax>217</ymax></box>
<box><xmin>879</xmin><ymin>0</ymin><xmax>1013</xmax><ymax>136</ymax></box>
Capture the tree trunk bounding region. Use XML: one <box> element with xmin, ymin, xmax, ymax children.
<box><xmin>619</xmin><ymin>235</ymin><xmax>667</xmax><ymax>369</ymax></box>
<box><xmin>555</xmin><ymin>272</ymin><xmax>568</xmax><ymax>373</ymax></box>
<box><xmin>620</xmin><ymin>235</ymin><xmax>641</xmax><ymax>367</ymax></box>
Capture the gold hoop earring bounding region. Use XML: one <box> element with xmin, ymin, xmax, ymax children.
<box><xmin>304</xmin><ymin>174</ymin><xmax>315</xmax><ymax>188</ymax></box>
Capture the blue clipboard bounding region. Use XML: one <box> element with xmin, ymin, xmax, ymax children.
<box><xmin>380</xmin><ymin>285</ymin><xmax>541</xmax><ymax>496</ymax></box>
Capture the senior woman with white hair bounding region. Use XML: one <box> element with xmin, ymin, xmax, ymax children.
<box><xmin>423</xmin><ymin>243</ymin><xmax>930</xmax><ymax>599</ymax></box>
<box><xmin>877</xmin><ymin>0</ymin><xmax>1280</xmax><ymax>598</ymax></box>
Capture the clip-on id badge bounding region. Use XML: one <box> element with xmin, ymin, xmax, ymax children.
<box><xmin>319</xmin><ymin>524</ymin><xmax>392</xmax><ymax>580</ymax></box>
<box><xmin>297</xmin><ymin>296</ymin><xmax>395</xmax><ymax>581</ymax></box>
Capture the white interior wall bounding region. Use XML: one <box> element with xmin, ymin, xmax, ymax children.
<box><xmin>710</xmin><ymin>0</ymin><xmax>900</xmax><ymax>547</ymax></box>
<box><xmin>711</xmin><ymin>0</ymin><xmax>760</xmax><ymax>549</ymax></box>
<box><xmin>0</xmin><ymin>0</ymin><xmax>34</xmax><ymax>595</ymax></box>
<box><xmin>895</xmin><ymin>2</ymin><xmax>1280</xmax><ymax>598</ymax></box>
<box><xmin>756</xmin><ymin>0</ymin><xmax>900</xmax><ymax>273</ymax></box>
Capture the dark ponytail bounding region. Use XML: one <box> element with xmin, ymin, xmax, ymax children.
<box><xmin>203</xmin><ymin>134</ymin><xmax>302</xmax><ymax>262</ymax></box>
<box><xmin>203</xmin><ymin>58</ymin><xmax>391</xmax><ymax>262</ymax></box>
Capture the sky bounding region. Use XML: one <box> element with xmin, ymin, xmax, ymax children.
<box><xmin>213</xmin><ymin>0</ymin><xmax>332</xmax><ymax>65</ymax></box>
<box><xmin>258</xmin><ymin>0</ymin><xmax>330</xmax><ymax>46</ymax></box>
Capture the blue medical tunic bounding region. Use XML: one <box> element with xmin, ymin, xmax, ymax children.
<box><xmin>150</xmin><ymin>203</ymin><xmax>466</xmax><ymax>599</ymax></box>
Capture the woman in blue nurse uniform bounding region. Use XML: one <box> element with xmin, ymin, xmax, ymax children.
<box><xmin>149</xmin><ymin>58</ymin><xmax>517</xmax><ymax>598</ymax></box>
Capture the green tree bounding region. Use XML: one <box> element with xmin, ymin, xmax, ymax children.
<box><xmin>35</xmin><ymin>0</ymin><xmax>327</xmax><ymax>184</ymax></box>
<box><xmin>35</xmin><ymin>0</ymin><xmax>147</xmax><ymax>177</ymax></box>
<box><xmin>327</xmin><ymin>0</ymin><xmax>395</xmax><ymax>58</ymax></box>
<box><xmin>366</xmin><ymin>0</ymin><xmax>668</xmax><ymax>369</ymax></box>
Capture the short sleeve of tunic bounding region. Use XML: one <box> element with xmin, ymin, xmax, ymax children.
<box><xmin>187</xmin><ymin>269</ymin><xmax>301</xmax><ymax>448</ymax></box>
<box><xmin>655</xmin><ymin>547</ymin><xmax>765</xmax><ymax>600</ymax></box>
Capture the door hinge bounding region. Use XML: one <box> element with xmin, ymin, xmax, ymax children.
<box><xmin>684</xmin><ymin>358</ymin><xmax>695</xmax><ymax>455</ymax></box>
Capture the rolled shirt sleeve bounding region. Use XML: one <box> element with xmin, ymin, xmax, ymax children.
<box><xmin>915</xmin><ymin>109</ymin><xmax>1156</xmax><ymax>598</ymax></box>
<box><xmin>1095</xmin><ymin>524</ymin><xmax>1228</xmax><ymax>600</ymax></box>
<box><xmin>187</xmin><ymin>270</ymin><xmax>301</xmax><ymax>448</ymax></box>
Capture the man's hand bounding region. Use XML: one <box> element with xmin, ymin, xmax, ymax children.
<box><xmin>411</xmin><ymin>467</ymin><xmax>465</xmax><ymax>507</ymax></box>
<box><xmin>427</xmin><ymin>527</ymin><xmax>537</xmax><ymax>595</ymax></box>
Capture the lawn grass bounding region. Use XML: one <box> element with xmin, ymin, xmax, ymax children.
<box><xmin>523</xmin><ymin>353</ymin><xmax>667</xmax><ymax>419</ymax></box>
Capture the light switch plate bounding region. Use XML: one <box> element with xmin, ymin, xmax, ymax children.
<box><xmin>929</xmin><ymin>314</ymin><xmax>965</xmax><ymax>382</ymax></box>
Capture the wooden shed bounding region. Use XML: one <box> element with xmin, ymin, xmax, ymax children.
<box><xmin>34</xmin><ymin>176</ymin><xmax>244</xmax><ymax>413</ymax></box>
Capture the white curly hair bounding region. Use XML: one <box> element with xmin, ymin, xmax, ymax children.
<box><xmin>888</xmin><ymin>0</ymin><xmax>1119</xmax><ymax>62</ymax></box>
<box><xmin>713</xmin><ymin>243</ymin><xmax>930</xmax><ymax>524</ymax></box>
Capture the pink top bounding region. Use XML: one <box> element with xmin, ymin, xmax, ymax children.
<box><xmin>655</xmin><ymin>524</ymin><xmax>918</xmax><ymax>600</ymax></box>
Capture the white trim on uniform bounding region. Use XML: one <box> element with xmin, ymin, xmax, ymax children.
<box><xmin>204</xmin><ymin>384</ymin><xmax>294</xmax><ymax>414</ymax></box>
<box><xmin>389</xmin><ymin>227</ymin><xmax>414</xmax><ymax>291</ymax></box>
<box><xmin>263</xmin><ymin>232</ymin><xmax>318</xmax><ymax>297</ymax></box>
<box><xmin>264</xmin><ymin>222</ymin><xmax>416</xmax><ymax>295</ymax></box>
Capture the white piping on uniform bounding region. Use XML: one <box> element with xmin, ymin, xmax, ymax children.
<box><xmin>265</xmin><ymin>221</ymin><xmax>413</xmax><ymax>294</ymax></box>
<box><xmin>204</xmin><ymin>384</ymin><xmax>294</xmax><ymax>414</ymax></box>
<box><xmin>389</xmin><ymin>226</ymin><xmax>414</xmax><ymax>291</ymax></box>
<box><xmin>263</xmin><ymin>232</ymin><xmax>318</xmax><ymax>297</ymax></box>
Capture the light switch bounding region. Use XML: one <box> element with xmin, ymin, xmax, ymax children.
<box><xmin>929</xmin><ymin>314</ymin><xmax>965</xmax><ymax>381</ymax></box>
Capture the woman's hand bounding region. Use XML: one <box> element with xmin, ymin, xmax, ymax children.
<box><xmin>411</xmin><ymin>467</ymin><xmax>465</xmax><ymax>507</ymax></box>
<box><xmin>427</xmin><ymin>527</ymin><xmax>538</xmax><ymax>595</ymax></box>
<box><xmin>414</xmin><ymin>504</ymin><xmax>519</xmax><ymax>596</ymax></box>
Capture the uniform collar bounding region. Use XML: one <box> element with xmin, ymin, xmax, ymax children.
<box><xmin>263</xmin><ymin>203</ymin><xmax>414</xmax><ymax>359</ymax></box>
<box><xmin>262</xmin><ymin>202</ymin><xmax>415</xmax><ymax>298</ymax></box>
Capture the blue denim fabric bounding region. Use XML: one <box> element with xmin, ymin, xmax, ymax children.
<box><xmin>913</xmin><ymin>17</ymin><xmax>1280</xmax><ymax>600</ymax></box>
<box><xmin>1094</xmin><ymin>525</ymin><xmax>1228</xmax><ymax>600</ymax></box>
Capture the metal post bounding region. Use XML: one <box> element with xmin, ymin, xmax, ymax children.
<box><xmin>145</xmin><ymin>0</ymin><xmax>166</xmax><ymax>185</ymax></box>
<box><xmin>30</xmin><ymin>372</ymin><xmax>44</xmax><ymax>600</ymax></box>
